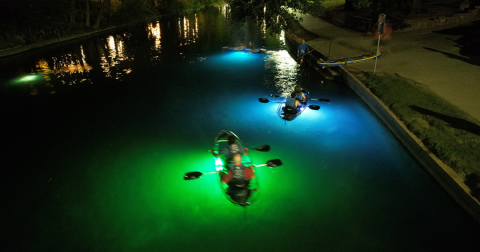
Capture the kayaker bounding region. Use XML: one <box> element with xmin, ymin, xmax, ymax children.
<box><xmin>285</xmin><ymin>92</ymin><xmax>301</xmax><ymax>111</ymax></box>
<box><xmin>248</xmin><ymin>41</ymin><xmax>255</xmax><ymax>52</ymax></box>
<box><xmin>294</xmin><ymin>85</ymin><xmax>306</xmax><ymax>103</ymax></box>
<box><xmin>209</xmin><ymin>135</ymin><xmax>248</xmax><ymax>162</ymax></box>
<box><xmin>297</xmin><ymin>39</ymin><xmax>310</xmax><ymax>65</ymax></box>
<box><xmin>219</xmin><ymin>154</ymin><xmax>256</xmax><ymax>205</ymax></box>
<box><xmin>219</xmin><ymin>154</ymin><xmax>255</xmax><ymax>185</ymax></box>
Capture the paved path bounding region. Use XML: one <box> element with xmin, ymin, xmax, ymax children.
<box><xmin>295</xmin><ymin>12</ymin><xmax>480</xmax><ymax>122</ymax></box>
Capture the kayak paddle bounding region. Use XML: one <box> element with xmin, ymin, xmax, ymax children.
<box><xmin>253</xmin><ymin>159</ymin><xmax>282</xmax><ymax>168</ymax></box>
<box><xmin>260</xmin><ymin>98</ymin><xmax>320</xmax><ymax>110</ymax></box>
<box><xmin>208</xmin><ymin>144</ymin><xmax>270</xmax><ymax>153</ymax></box>
<box><xmin>258</xmin><ymin>98</ymin><xmax>281</xmax><ymax>104</ymax></box>
<box><xmin>184</xmin><ymin>171</ymin><xmax>216</xmax><ymax>180</ymax></box>
<box><xmin>247</xmin><ymin>144</ymin><xmax>270</xmax><ymax>152</ymax></box>
<box><xmin>269</xmin><ymin>94</ymin><xmax>330</xmax><ymax>102</ymax></box>
<box><xmin>184</xmin><ymin>159</ymin><xmax>282</xmax><ymax>180</ymax></box>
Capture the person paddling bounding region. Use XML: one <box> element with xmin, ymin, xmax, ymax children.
<box><xmin>285</xmin><ymin>92</ymin><xmax>301</xmax><ymax>112</ymax></box>
<box><xmin>209</xmin><ymin>135</ymin><xmax>248</xmax><ymax>163</ymax></box>
<box><xmin>294</xmin><ymin>85</ymin><xmax>306</xmax><ymax>103</ymax></box>
<box><xmin>219</xmin><ymin>154</ymin><xmax>256</xmax><ymax>205</ymax></box>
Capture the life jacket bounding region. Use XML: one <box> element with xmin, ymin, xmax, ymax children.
<box><xmin>295</xmin><ymin>91</ymin><xmax>304</xmax><ymax>102</ymax></box>
<box><xmin>229</xmin><ymin>164</ymin><xmax>248</xmax><ymax>188</ymax></box>
<box><xmin>285</xmin><ymin>96</ymin><xmax>296</xmax><ymax>108</ymax></box>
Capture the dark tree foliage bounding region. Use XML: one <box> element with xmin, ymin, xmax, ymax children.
<box><xmin>406</xmin><ymin>0</ymin><xmax>422</xmax><ymax>16</ymax></box>
<box><xmin>111</xmin><ymin>0</ymin><xmax>157</xmax><ymax>25</ymax></box>
<box><xmin>372</xmin><ymin>0</ymin><xmax>410</xmax><ymax>16</ymax></box>
<box><xmin>345</xmin><ymin>0</ymin><xmax>412</xmax><ymax>16</ymax></box>
<box><xmin>0</xmin><ymin>0</ymin><xmax>162</xmax><ymax>46</ymax></box>
<box><xmin>0</xmin><ymin>0</ymin><xmax>74</xmax><ymax>41</ymax></box>
<box><xmin>226</xmin><ymin>0</ymin><xmax>325</xmax><ymax>34</ymax></box>
<box><xmin>344</xmin><ymin>0</ymin><xmax>412</xmax><ymax>17</ymax></box>
<box><xmin>158</xmin><ymin>0</ymin><xmax>224</xmax><ymax>13</ymax></box>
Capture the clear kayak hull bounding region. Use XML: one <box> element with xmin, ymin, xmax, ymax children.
<box><xmin>277</xmin><ymin>90</ymin><xmax>311</xmax><ymax>121</ymax></box>
<box><xmin>213</xmin><ymin>130</ymin><xmax>259</xmax><ymax>206</ymax></box>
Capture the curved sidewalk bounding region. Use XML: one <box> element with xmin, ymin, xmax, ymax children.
<box><xmin>295</xmin><ymin>12</ymin><xmax>480</xmax><ymax>122</ymax></box>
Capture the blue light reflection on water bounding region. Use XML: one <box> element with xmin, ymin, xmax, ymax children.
<box><xmin>1</xmin><ymin>10</ymin><xmax>480</xmax><ymax>252</ymax></box>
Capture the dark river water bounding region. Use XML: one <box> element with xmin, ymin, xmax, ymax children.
<box><xmin>1</xmin><ymin>7</ymin><xmax>479</xmax><ymax>252</ymax></box>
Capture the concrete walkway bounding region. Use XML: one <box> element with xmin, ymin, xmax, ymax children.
<box><xmin>295</xmin><ymin>12</ymin><xmax>480</xmax><ymax>122</ymax></box>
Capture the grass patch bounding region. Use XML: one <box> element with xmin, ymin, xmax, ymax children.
<box><xmin>323</xmin><ymin>0</ymin><xmax>345</xmax><ymax>10</ymax></box>
<box><xmin>358</xmin><ymin>73</ymin><xmax>480</xmax><ymax>200</ymax></box>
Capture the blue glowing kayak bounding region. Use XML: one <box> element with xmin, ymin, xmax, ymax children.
<box><xmin>222</xmin><ymin>46</ymin><xmax>267</xmax><ymax>53</ymax></box>
<box><xmin>213</xmin><ymin>130</ymin><xmax>259</xmax><ymax>206</ymax></box>
<box><xmin>277</xmin><ymin>89</ymin><xmax>311</xmax><ymax>121</ymax></box>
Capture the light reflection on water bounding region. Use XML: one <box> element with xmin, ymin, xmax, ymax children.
<box><xmin>265</xmin><ymin>50</ymin><xmax>299</xmax><ymax>95</ymax></box>
<box><xmin>5</xmin><ymin>15</ymin><xmax>190</xmax><ymax>94</ymax></box>
<box><xmin>2</xmin><ymin>8</ymin><xmax>480</xmax><ymax>252</ymax></box>
<box><xmin>9</xmin><ymin>13</ymin><xmax>205</xmax><ymax>96</ymax></box>
<box><xmin>178</xmin><ymin>14</ymin><xmax>198</xmax><ymax>47</ymax></box>
<box><xmin>3</xmin><ymin>11</ymin><xmax>282</xmax><ymax>97</ymax></box>
<box><xmin>148</xmin><ymin>21</ymin><xmax>162</xmax><ymax>55</ymax></box>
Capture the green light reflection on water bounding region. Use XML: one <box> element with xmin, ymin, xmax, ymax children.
<box><xmin>83</xmin><ymin>144</ymin><xmax>247</xmax><ymax>248</ymax></box>
<box><xmin>69</xmin><ymin>135</ymin><xmax>346</xmax><ymax>251</ymax></box>
<box><xmin>11</xmin><ymin>74</ymin><xmax>38</xmax><ymax>84</ymax></box>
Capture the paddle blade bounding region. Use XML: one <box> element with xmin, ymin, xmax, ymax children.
<box><xmin>308</xmin><ymin>105</ymin><xmax>320</xmax><ymax>110</ymax></box>
<box><xmin>184</xmin><ymin>172</ymin><xmax>203</xmax><ymax>180</ymax></box>
<box><xmin>254</xmin><ymin>145</ymin><xmax>270</xmax><ymax>152</ymax></box>
<box><xmin>266</xmin><ymin>159</ymin><xmax>282</xmax><ymax>167</ymax></box>
<box><xmin>317</xmin><ymin>99</ymin><xmax>330</xmax><ymax>102</ymax></box>
<box><xmin>258</xmin><ymin>98</ymin><xmax>270</xmax><ymax>103</ymax></box>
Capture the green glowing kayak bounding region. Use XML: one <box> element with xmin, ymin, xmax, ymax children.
<box><xmin>213</xmin><ymin>130</ymin><xmax>259</xmax><ymax>206</ymax></box>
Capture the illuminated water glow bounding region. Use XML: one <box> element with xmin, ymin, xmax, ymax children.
<box><xmin>0</xmin><ymin>8</ymin><xmax>479</xmax><ymax>252</ymax></box>
<box><xmin>17</xmin><ymin>75</ymin><xmax>37</xmax><ymax>82</ymax></box>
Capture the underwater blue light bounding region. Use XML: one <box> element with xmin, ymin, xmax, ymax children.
<box><xmin>227</xmin><ymin>51</ymin><xmax>254</xmax><ymax>59</ymax></box>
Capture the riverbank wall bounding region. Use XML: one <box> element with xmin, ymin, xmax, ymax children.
<box><xmin>0</xmin><ymin>27</ymin><xmax>122</xmax><ymax>59</ymax></box>
<box><xmin>285</xmin><ymin>31</ymin><xmax>480</xmax><ymax>224</ymax></box>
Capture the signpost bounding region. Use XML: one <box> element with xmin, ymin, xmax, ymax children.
<box><xmin>374</xmin><ymin>13</ymin><xmax>386</xmax><ymax>73</ymax></box>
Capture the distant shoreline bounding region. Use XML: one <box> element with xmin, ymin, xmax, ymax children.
<box><xmin>0</xmin><ymin>26</ymin><xmax>125</xmax><ymax>59</ymax></box>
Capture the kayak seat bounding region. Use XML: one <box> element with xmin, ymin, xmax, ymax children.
<box><xmin>283</xmin><ymin>106</ymin><xmax>297</xmax><ymax>114</ymax></box>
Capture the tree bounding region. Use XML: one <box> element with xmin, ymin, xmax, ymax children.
<box><xmin>225</xmin><ymin>0</ymin><xmax>325</xmax><ymax>34</ymax></box>
<box><xmin>345</xmin><ymin>0</ymin><xmax>413</xmax><ymax>17</ymax></box>
<box><xmin>345</xmin><ymin>0</ymin><xmax>372</xmax><ymax>11</ymax></box>
<box><xmin>86</xmin><ymin>0</ymin><xmax>90</xmax><ymax>27</ymax></box>
<box><xmin>94</xmin><ymin>0</ymin><xmax>110</xmax><ymax>29</ymax></box>
<box><xmin>407</xmin><ymin>0</ymin><xmax>422</xmax><ymax>16</ymax></box>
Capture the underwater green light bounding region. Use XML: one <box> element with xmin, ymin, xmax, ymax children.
<box><xmin>20</xmin><ymin>75</ymin><xmax>37</xmax><ymax>81</ymax></box>
<box><xmin>214</xmin><ymin>157</ymin><xmax>224</xmax><ymax>171</ymax></box>
<box><xmin>14</xmin><ymin>75</ymin><xmax>37</xmax><ymax>84</ymax></box>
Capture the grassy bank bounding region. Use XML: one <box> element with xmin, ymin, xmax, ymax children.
<box><xmin>357</xmin><ymin>73</ymin><xmax>480</xmax><ymax>200</ymax></box>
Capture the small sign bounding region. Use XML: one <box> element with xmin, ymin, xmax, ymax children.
<box><xmin>378</xmin><ymin>13</ymin><xmax>386</xmax><ymax>35</ymax></box>
<box><xmin>378</xmin><ymin>13</ymin><xmax>386</xmax><ymax>23</ymax></box>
